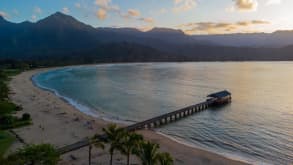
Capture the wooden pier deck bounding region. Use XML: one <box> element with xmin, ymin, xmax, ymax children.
<box><xmin>58</xmin><ymin>91</ymin><xmax>231</xmax><ymax>154</ymax></box>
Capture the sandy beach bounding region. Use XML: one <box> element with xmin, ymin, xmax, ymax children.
<box><xmin>8</xmin><ymin>68</ymin><xmax>250</xmax><ymax>165</ymax></box>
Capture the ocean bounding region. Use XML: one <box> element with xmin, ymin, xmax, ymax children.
<box><xmin>33</xmin><ymin>62</ymin><xmax>293</xmax><ymax>164</ymax></box>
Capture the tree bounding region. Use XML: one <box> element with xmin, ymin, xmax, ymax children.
<box><xmin>88</xmin><ymin>135</ymin><xmax>105</xmax><ymax>165</ymax></box>
<box><xmin>102</xmin><ymin>124</ymin><xmax>125</xmax><ymax>165</ymax></box>
<box><xmin>119</xmin><ymin>132</ymin><xmax>143</xmax><ymax>165</ymax></box>
<box><xmin>135</xmin><ymin>141</ymin><xmax>160</xmax><ymax>165</ymax></box>
<box><xmin>157</xmin><ymin>152</ymin><xmax>173</xmax><ymax>165</ymax></box>
<box><xmin>3</xmin><ymin>144</ymin><xmax>60</xmax><ymax>165</ymax></box>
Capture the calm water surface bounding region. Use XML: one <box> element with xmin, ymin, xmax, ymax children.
<box><xmin>33</xmin><ymin>62</ymin><xmax>293</xmax><ymax>164</ymax></box>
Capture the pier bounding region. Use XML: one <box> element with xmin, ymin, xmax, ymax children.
<box><xmin>58</xmin><ymin>90</ymin><xmax>231</xmax><ymax>154</ymax></box>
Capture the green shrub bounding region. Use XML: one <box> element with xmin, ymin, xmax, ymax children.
<box><xmin>22</xmin><ymin>113</ymin><xmax>31</xmax><ymax>121</ymax></box>
<box><xmin>15</xmin><ymin>105</ymin><xmax>23</xmax><ymax>111</ymax></box>
<box><xmin>0</xmin><ymin>101</ymin><xmax>18</xmax><ymax>115</ymax></box>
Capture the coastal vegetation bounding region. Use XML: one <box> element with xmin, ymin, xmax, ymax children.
<box><xmin>94</xmin><ymin>124</ymin><xmax>174</xmax><ymax>165</ymax></box>
<box><xmin>0</xmin><ymin>131</ymin><xmax>15</xmax><ymax>157</ymax></box>
<box><xmin>0</xmin><ymin>144</ymin><xmax>60</xmax><ymax>165</ymax></box>
<box><xmin>157</xmin><ymin>152</ymin><xmax>174</xmax><ymax>165</ymax></box>
<box><xmin>135</xmin><ymin>141</ymin><xmax>160</xmax><ymax>165</ymax></box>
<box><xmin>0</xmin><ymin>112</ymin><xmax>31</xmax><ymax>130</ymax></box>
<box><xmin>120</xmin><ymin>131</ymin><xmax>143</xmax><ymax>165</ymax></box>
<box><xmin>88</xmin><ymin>135</ymin><xmax>104</xmax><ymax>165</ymax></box>
<box><xmin>0</xmin><ymin>68</ymin><xmax>31</xmax><ymax>130</ymax></box>
<box><xmin>102</xmin><ymin>124</ymin><xmax>126</xmax><ymax>165</ymax></box>
<box><xmin>0</xmin><ymin>64</ymin><xmax>32</xmax><ymax>158</ymax></box>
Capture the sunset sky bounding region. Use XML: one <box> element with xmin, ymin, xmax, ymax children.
<box><xmin>1</xmin><ymin>0</ymin><xmax>293</xmax><ymax>34</ymax></box>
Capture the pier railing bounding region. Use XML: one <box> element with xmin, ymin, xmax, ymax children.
<box><xmin>125</xmin><ymin>100</ymin><xmax>214</xmax><ymax>131</ymax></box>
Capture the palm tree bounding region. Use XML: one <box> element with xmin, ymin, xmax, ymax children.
<box><xmin>88</xmin><ymin>135</ymin><xmax>105</xmax><ymax>165</ymax></box>
<box><xmin>88</xmin><ymin>140</ymin><xmax>92</xmax><ymax>165</ymax></box>
<box><xmin>135</xmin><ymin>141</ymin><xmax>160</xmax><ymax>165</ymax></box>
<box><xmin>102</xmin><ymin>124</ymin><xmax>125</xmax><ymax>165</ymax></box>
<box><xmin>119</xmin><ymin>132</ymin><xmax>143</xmax><ymax>165</ymax></box>
<box><xmin>157</xmin><ymin>152</ymin><xmax>173</xmax><ymax>165</ymax></box>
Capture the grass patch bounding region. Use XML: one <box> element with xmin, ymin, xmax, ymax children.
<box><xmin>0</xmin><ymin>131</ymin><xmax>15</xmax><ymax>157</ymax></box>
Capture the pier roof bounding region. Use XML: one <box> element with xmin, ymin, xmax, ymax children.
<box><xmin>207</xmin><ymin>90</ymin><xmax>231</xmax><ymax>98</ymax></box>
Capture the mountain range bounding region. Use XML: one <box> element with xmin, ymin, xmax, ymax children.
<box><xmin>1</xmin><ymin>12</ymin><xmax>293</xmax><ymax>64</ymax></box>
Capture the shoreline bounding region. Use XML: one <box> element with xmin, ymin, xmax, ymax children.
<box><xmin>8</xmin><ymin>67</ymin><xmax>250</xmax><ymax>165</ymax></box>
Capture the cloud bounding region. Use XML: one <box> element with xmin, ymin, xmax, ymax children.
<box><xmin>34</xmin><ymin>6</ymin><xmax>42</xmax><ymax>14</ymax></box>
<box><xmin>178</xmin><ymin>20</ymin><xmax>269</xmax><ymax>34</ymax></box>
<box><xmin>96</xmin><ymin>8</ymin><xmax>107</xmax><ymax>20</ymax></box>
<box><xmin>94</xmin><ymin>0</ymin><xmax>119</xmax><ymax>11</ymax></box>
<box><xmin>62</xmin><ymin>7</ymin><xmax>70</xmax><ymax>14</ymax></box>
<box><xmin>94</xmin><ymin>0</ymin><xmax>119</xmax><ymax>20</ymax></box>
<box><xmin>0</xmin><ymin>11</ymin><xmax>9</xmax><ymax>18</ymax></box>
<box><xmin>250</xmin><ymin>20</ymin><xmax>270</xmax><ymax>24</ymax></box>
<box><xmin>232</xmin><ymin>0</ymin><xmax>258</xmax><ymax>11</ymax></box>
<box><xmin>127</xmin><ymin>9</ymin><xmax>140</xmax><ymax>17</ymax></box>
<box><xmin>75</xmin><ymin>3</ymin><xmax>81</xmax><ymax>8</ymax></box>
<box><xmin>266</xmin><ymin>0</ymin><xmax>281</xmax><ymax>5</ymax></box>
<box><xmin>94</xmin><ymin>0</ymin><xmax>115</xmax><ymax>20</ymax></box>
<box><xmin>93</xmin><ymin>0</ymin><xmax>153</xmax><ymax>25</ymax></box>
<box><xmin>95</xmin><ymin>0</ymin><xmax>110</xmax><ymax>8</ymax></box>
<box><xmin>173</xmin><ymin>0</ymin><xmax>196</xmax><ymax>12</ymax></box>
<box><xmin>121</xmin><ymin>11</ymin><xmax>154</xmax><ymax>24</ymax></box>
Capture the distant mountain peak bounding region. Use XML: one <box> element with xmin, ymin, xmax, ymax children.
<box><xmin>53</xmin><ymin>11</ymin><xmax>66</xmax><ymax>16</ymax></box>
<box><xmin>48</xmin><ymin>12</ymin><xmax>73</xmax><ymax>20</ymax></box>
<box><xmin>37</xmin><ymin>12</ymin><xmax>75</xmax><ymax>24</ymax></box>
<box><xmin>36</xmin><ymin>12</ymin><xmax>93</xmax><ymax>30</ymax></box>
<box><xmin>36</xmin><ymin>12</ymin><xmax>94</xmax><ymax>31</ymax></box>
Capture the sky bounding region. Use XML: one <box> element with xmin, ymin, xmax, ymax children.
<box><xmin>1</xmin><ymin>0</ymin><xmax>293</xmax><ymax>34</ymax></box>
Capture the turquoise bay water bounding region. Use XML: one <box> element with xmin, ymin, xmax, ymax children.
<box><xmin>33</xmin><ymin>63</ymin><xmax>293</xmax><ymax>164</ymax></box>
